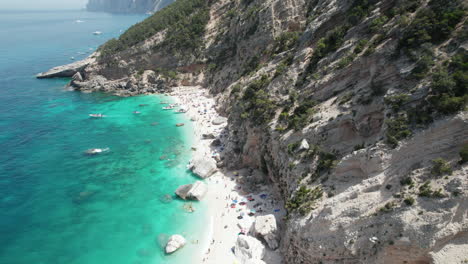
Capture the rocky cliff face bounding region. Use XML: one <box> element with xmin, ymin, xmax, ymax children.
<box><xmin>86</xmin><ymin>0</ymin><xmax>174</xmax><ymax>13</ymax></box>
<box><xmin>71</xmin><ymin>0</ymin><xmax>468</xmax><ymax>263</ymax></box>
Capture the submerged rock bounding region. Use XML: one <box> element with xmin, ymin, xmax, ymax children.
<box><xmin>175</xmin><ymin>181</ymin><xmax>207</xmax><ymax>200</ymax></box>
<box><xmin>159</xmin><ymin>194</ymin><xmax>173</xmax><ymax>204</ymax></box>
<box><xmin>253</xmin><ymin>214</ymin><xmax>279</xmax><ymax>250</ymax></box>
<box><xmin>165</xmin><ymin>234</ymin><xmax>186</xmax><ymax>254</ymax></box>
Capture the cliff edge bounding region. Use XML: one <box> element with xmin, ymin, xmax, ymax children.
<box><xmin>48</xmin><ymin>0</ymin><xmax>468</xmax><ymax>263</ymax></box>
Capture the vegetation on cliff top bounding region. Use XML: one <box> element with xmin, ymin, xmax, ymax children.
<box><xmin>99</xmin><ymin>0</ymin><xmax>210</xmax><ymax>58</ymax></box>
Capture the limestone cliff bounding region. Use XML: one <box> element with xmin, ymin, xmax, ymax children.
<box><xmin>86</xmin><ymin>0</ymin><xmax>174</xmax><ymax>13</ymax></box>
<box><xmin>67</xmin><ymin>0</ymin><xmax>468</xmax><ymax>263</ymax></box>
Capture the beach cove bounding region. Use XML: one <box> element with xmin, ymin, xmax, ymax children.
<box><xmin>0</xmin><ymin>10</ymin><xmax>209</xmax><ymax>264</ymax></box>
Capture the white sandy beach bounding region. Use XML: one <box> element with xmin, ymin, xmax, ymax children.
<box><xmin>170</xmin><ymin>86</ymin><xmax>285</xmax><ymax>264</ymax></box>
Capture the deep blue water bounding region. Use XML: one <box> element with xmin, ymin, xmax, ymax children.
<box><xmin>0</xmin><ymin>10</ymin><xmax>206</xmax><ymax>264</ymax></box>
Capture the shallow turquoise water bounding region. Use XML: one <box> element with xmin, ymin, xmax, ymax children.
<box><xmin>0</xmin><ymin>10</ymin><xmax>206</xmax><ymax>264</ymax></box>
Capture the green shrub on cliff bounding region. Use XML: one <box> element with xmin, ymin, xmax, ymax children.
<box><xmin>460</xmin><ymin>144</ymin><xmax>468</xmax><ymax>164</ymax></box>
<box><xmin>384</xmin><ymin>94</ymin><xmax>410</xmax><ymax>112</ymax></box>
<box><xmin>385</xmin><ymin>116</ymin><xmax>411</xmax><ymax>148</ymax></box>
<box><xmin>286</xmin><ymin>186</ymin><xmax>323</xmax><ymax>215</ymax></box>
<box><xmin>100</xmin><ymin>0</ymin><xmax>209</xmax><ymax>58</ymax></box>
<box><xmin>431</xmin><ymin>158</ymin><xmax>452</xmax><ymax>176</ymax></box>
<box><xmin>287</xmin><ymin>99</ymin><xmax>317</xmax><ymax>130</ymax></box>
<box><xmin>308</xmin><ymin>26</ymin><xmax>348</xmax><ymax>72</ymax></box>
<box><xmin>272</xmin><ymin>32</ymin><xmax>300</xmax><ymax>55</ymax></box>
<box><xmin>398</xmin><ymin>0</ymin><xmax>464</xmax><ymax>52</ymax></box>
<box><xmin>240</xmin><ymin>75</ymin><xmax>275</xmax><ymax>124</ymax></box>
<box><xmin>428</xmin><ymin>54</ymin><xmax>468</xmax><ymax>115</ymax></box>
<box><xmin>316</xmin><ymin>150</ymin><xmax>337</xmax><ymax>173</ymax></box>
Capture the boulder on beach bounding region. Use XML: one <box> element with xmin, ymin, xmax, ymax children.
<box><xmin>211</xmin><ymin>138</ymin><xmax>222</xmax><ymax>147</ymax></box>
<box><xmin>212</xmin><ymin>116</ymin><xmax>227</xmax><ymax>125</ymax></box>
<box><xmin>202</xmin><ymin>133</ymin><xmax>216</xmax><ymax>139</ymax></box>
<box><xmin>189</xmin><ymin>156</ymin><xmax>217</xmax><ymax>178</ymax></box>
<box><xmin>165</xmin><ymin>234</ymin><xmax>186</xmax><ymax>254</ymax></box>
<box><xmin>175</xmin><ymin>181</ymin><xmax>207</xmax><ymax>200</ymax></box>
<box><xmin>234</xmin><ymin>235</ymin><xmax>265</xmax><ymax>263</ymax></box>
<box><xmin>253</xmin><ymin>214</ymin><xmax>279</xmax><ymax>250</ymax></box>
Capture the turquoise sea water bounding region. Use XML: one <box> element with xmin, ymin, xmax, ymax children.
<box><xmin>0</xmin><ymin>10</ymin><xmax>206</xmax><ymax>264</ymax></box>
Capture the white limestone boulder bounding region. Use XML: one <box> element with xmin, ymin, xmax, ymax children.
<box><xmin>165</xmin><ymin>234</ymin><xmax>186</xmax><ymax>254</ymax></box>
<box><xmin>212</xmin><ymin>116</ymin><xmax>227</xmax><ymax>125</ymax></box>
<box><xmin>298</xmin><ymin>139</ymin><xmax>310</xmax><ymax>151</ymax></box>
<box><xmin>175</xmin><ymin>181</ymin><xmax>208</xmax><ymax>200</ymax></box>
<box><xmin>189</xmin><ymin>156</ymin><xmax>217</xmax><ymax>178</ymax></box>
<box><xmin>253</xmin><ymin>214</ymin><xmax>279</xmax><ymax>250</ymax></box>
<box><xmin>235</xmin><ymin>235</ymin><xmax>265</xmax><ymax>263</ymax></box>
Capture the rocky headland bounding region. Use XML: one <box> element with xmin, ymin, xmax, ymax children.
<box><xmin>39</xmin><ymin>0</ymin><xmax>468</xmax><ymax>263</ymax></box>
<box><xmin>86</xmin><ymin>0</ymin><xmax>174</xmax><ymax>14</ymax></box>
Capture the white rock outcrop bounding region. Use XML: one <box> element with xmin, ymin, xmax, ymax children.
<box><xmin>235</xmin><ymin>235</ymin><xmax>265</xmax><ymax>264</ymax></box>
<box><xmin>189</xmin><ymin>156</ymin><xmax>217</xmax><ymax>178</ymax></box>
<box><xmin>253</xmin><ymin>214</ymin><xmax>279</xmax><ymax>250</ymax></box>
<box><xmin>37</xmin><ymin>53</ymin><xmax>97</xmax><ymax>78</ymax></box>
<box><xmin>175</xmin><ymin>181</ymin><xmax>207</xmax><ymax>200</ymax></box>
<box><xmin>298</xmin><ymin>139</ymin><xmax>310</xmax><ymax>151</ymax></box>
<box><xmin>165</xmin><ymin>234</ymin><xmax>186</xmax><ymax>254</ymax></box>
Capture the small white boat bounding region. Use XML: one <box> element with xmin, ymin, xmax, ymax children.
<box><xmin>162</xmin><ymin>106</ymin><xmax>174</xmax><ymax>110</ymax></box>
<box><xmin>133</xmin><ymin>111</ymin><xmax>141</xmax><ymax>114</ymax></box>
<box><xmin>93</xmin><ymin>31</ymin><xmax>103</xmax><ymax>35</ymax></box>
<box><xmin>75</xmin><ymin>20</ymin><xmax>85</xmax><ymax>23</ymax></box>
<box><xmin>85</xmin><ymin>148</ymin><xmax>110</xmax><ymax>155</ymax></box>
<box><xmin>89</xmin><ymin>113</ymin><xmax>105</xmax><ymax>118</ymax></box>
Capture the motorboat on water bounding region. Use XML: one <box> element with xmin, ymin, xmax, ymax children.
<box><xmin>133</xmin><ymin>111</ymin><xmax>141</xmax><ymax>114</ymax></box>
<box><xmin>85</xmin><ymin>148</ymin><xmax>110</xmax><ymax>155</ymax></box>
<box><xmin>160</xmin><ymin>102</ymin><xmax>169</xmax><ymax>104</ymax></box>
<box><xmin>89</xmin><ymin>113</ymin><xmax>105</xmax><ymax>118</ymax></box>
<box><xmin>75</xmin><ymin>20</ymin><xmax>85</xmax><ymax>23</ymax></box>
<box><xmin>93</xmin><ymin>31</ymin><xmax>103</xmax><ymax>35</ymax></box>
